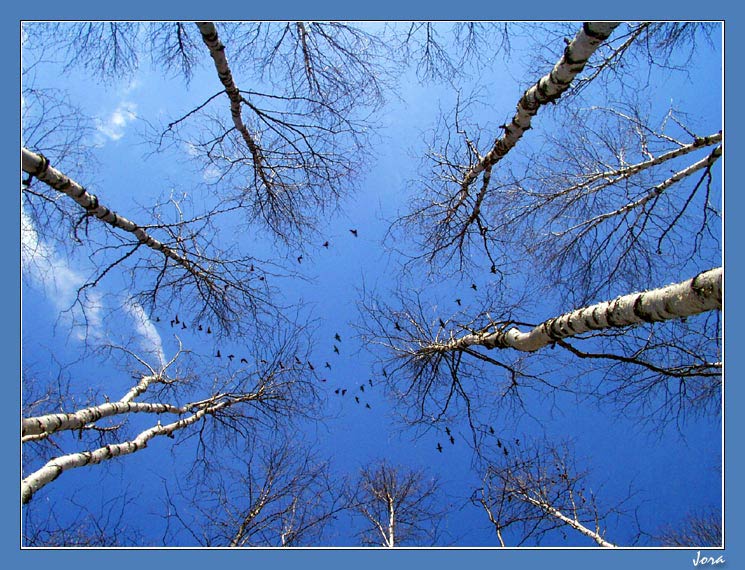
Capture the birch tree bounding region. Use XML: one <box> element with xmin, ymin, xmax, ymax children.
<box><xmin>349</xmin><ymin>461</ymin><xmax>444</xmax><ymax>547</ymax></box>
<box><xmin>473</xmin><ymin>440</ymin><xmax>625</xmax><ymax>547</ymax></box>
<box><xmin>161</xmin><ymin>436</ymin><xmax>346</xmax><ymax>547</ymax></box>
<box><xmin>361</xmin><ymin>267</ymin><xmax>721</xmax><ymax>430</ymax></box>
<box><xmin>21</xmin><ymin>331</ymin><xmax>319</xmax><ymax>506</ymax></box>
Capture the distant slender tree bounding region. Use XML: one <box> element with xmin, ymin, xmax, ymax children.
<box><xmin>656</xmin><ymin>509</ymin><xmax>722</xmax><ymax>547</ymax></box>
<box><xmin>349</xmin><ymin>461</ymin><xmax>444</xmax><ymax>547</ymax></box>
<box><xmin>161</xmin><ymin>436</ymin><xmax>347</xmax><ymax>547</ymax></box>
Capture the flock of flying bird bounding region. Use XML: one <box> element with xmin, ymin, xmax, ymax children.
<box><xmin>152</xmin><ymin>227</ymin><xmax>508</xmax><ymax>456</ymax></box>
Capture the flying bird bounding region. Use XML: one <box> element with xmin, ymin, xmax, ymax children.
<box><xmin>228</xmin><ymin>354</ymin><xmax>235</xmax><ymax>361</ymax></box>
<box><xmin>382</xmin><ymin>369</ymin><xmax>388</xmax><ymax>378</ymax></box>
<box><xmin>365</xmin><ymin>403</ymin><xmax>371</xmax><ymax>409</ymax></box>
<box><xmin>297</xmin><ymin>255</ymin><xmax>303</xmax><ymax>264</ymax></box>
<box><xmin>437</xmin><ymin>443</ymin><xmax>443</xmax><ymax>453</ymax></box>
<box><xmin>439</xmin><ymin>318</ymin><xmax>446</xmax><ymax>328</ymax></box>
<box><xmin>503</xmin><ymin>447</ymin><xmax>509</xmax><ymax>456</ymax></box>
<box><xmin>334</xmin><ymin>333</ymin><xmax>342</xmax><ymax>342</ymax></box>
<box><xmin>182</xmin><ymin>322</ymin><xmax>187</xmax><ymax>329</ymax></box>
<box><xmin>198</xmin><ymin>324</ymin><xmax>203</xmax><ymax>331</ymax></box>
<box><xmin>322</xmin><ymin>241</ymin><xmax>329</xmax><ymax>248</ymax></box>
<box><xmin>455</xmin><ymin>298</ymin><xmax>461</xmax><ymax>306</ymax></box>
<box><xmin>489</xmin><ymin>426</ymin><xmax>495</xmax><ymax>435</ymax></box>
<box><xmin>515</xmin><ymin>438</ymin><xmax>520</xmax><ymax>446</ymax></box>
<box><xmin>216</xmin><ymin>350</ymin><xmax>221</xmax><ymax>358</ymax></box>
<box><xmin>333</xmin><ymin>345</ymin><xmax>340</xmax><ymax>354</ymax></box>
<box><xmin>325</xmin><ymin>362</ymin><xmax>331</xmax><ymax>369</ymax></box>
<box><xmin>470</xmin><ymin>283</ymin><xmax>478</xmax><ymax>291</ymax></box>
<box><xmin>360</xmin><ymin>385</ymin><xmax>365</xmax><ymax>392</ymax></box>
<box><xmin>490</xmin><ymin>264</ymin><xmax>497</xmax><ymax>274</ymax></box>
<box><xmin>170</xmin><ymin>320</ymin><xmax>175</xmax><ymax>328</ymax></box>
<box><xmin>155</xmin><ymin>317</ymin><xmax>161</xmax><ymax>322</ymax></box>
<box><xmin>295</xmin><ymin>356</ymin><xmax>302</xmax><ymax>364</ymax></box>
<box><xmin>207</xmin><ymin>326</ymin><xmax>212</xmax><ymax>334</ymax></box>
<box><xmin>174</xmin><ymin>315</ymin><xmax>180</xmax><ymax>324</ymax></box>
<box><xmin>335</xmin><ymin>389</ymin><xmax>340</xmax><ymax>395</ymax></box>
<box><xmin>355</xmin><ymin>396</ymin><xmax>360</xmax><ymax>403</ymax></box>
<box><xmin>349</xmin><ymin>229</ymin><xmax>358</xmax><ymax>237</ymax></box>
<box><xmin>445</xmin><ymin>427</ymin><xmax>451</xmax><ymax>436</ymax></box>
<box><xmin>368</xmin><ymin>378</ymin><xmax>373</xmax><ymax>387</ymax></box>
<box><xmin>341</xmin><ymin>389</ymin><xmax>347</xmax><ymax>396</ymax></box>
<box><xmin>497</xmin><ymin>439</ymin><xmax>502</xmax><ymax>448</ymax></box>
<box><xmin>240</xmin><ymin>358</ymin><xmax>248</xmax><ymax>364</ymax></box>
<box><xmin>449</xmin><ymin>435</ymin><xmax>455</xmax><ymax>445</ymax></box>
<box><xmin>394</xmin><ymin>321</ymin><xmax>402</xmax><ymax>331</ymax></box>
<box><xmin>308</xmin><ymin>361</ymin><xmax>315</xmax><ymax>371</ymax></box>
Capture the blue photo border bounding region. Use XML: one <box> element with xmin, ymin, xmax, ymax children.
<box><xmin>6</xmin><ymin>3</ymin><xmax>739</xmax><ymax>570</ymax></box>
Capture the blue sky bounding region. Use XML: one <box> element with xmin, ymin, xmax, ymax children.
<box><xmin>16</xmin><ymin>17</ymin><xmax>732</xmax><ymax>566</ymax></box>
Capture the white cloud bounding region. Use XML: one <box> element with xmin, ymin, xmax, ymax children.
<box><xmin>21</xmin><ymin>207</ymin><xmax>104</xmax><ymax>342</ymax></box>
<box><xmin>96</xmin><ymin>101</ymin><xmax>138</xmax><ymax>141</ymax></box>
<box><xmin>123</xmin><ymin>299</ymin><xmax>165</xmax><ymax>368</ymax></box>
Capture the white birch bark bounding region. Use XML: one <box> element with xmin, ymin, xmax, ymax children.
<box><xmin>22</xmin><ymin>401</ymin><xmax>185</xmax><ymax>439</ymax></box>
<box><xmin>557</xmin><ymin>145</ymin><xmax>722</xmax><ymax>236</ymax></box>
<box><xmin>456</xmin><ymin>22</ymin><xmax>619</xmax><ymax>207</ymax></box>
<box><xmin>21</xmin><ymin>393</ymin><xmax>259</xmax><ymax>504</ymax></box>
<box><xmin>195</xmin><ymin>22</ymin><xmax>273</xmax><ymax>190</ymax></box>
<box><xmin>547</xmin><ymin>131</ymin><xmax>722</xmax><ymax>202</ymax></box>
<box><xmin>21</xmin><ymin>148</ymin><xmax>211</xmax><ymax>281</ymax></box>
<box><xmin>523</xmin><ymin>496</ymin><xmax>616</xmax><ymax>547</ymax></box>
<box><xmin>432</xmin><ymin>267</ymin><xmax>721</xmax><ymax>354</ymax></box>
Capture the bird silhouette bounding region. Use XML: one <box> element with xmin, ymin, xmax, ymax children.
<box><xmin>322</xmin><ymin>241</ymin><xmax>329</xmax><ymax>248</ymax></box>
<box><xmin>489</xmin><ymin>426</ymin><xmax>495</xmax><ymax>435</ymax></box>
<box><xmin>240</xmin><ymin>358</ymin><xmax>248</xmax><ymax>364</ymax></box>
<box><xmin>438</xmin><ymin>318</ymin><xmax>446</xmax><ymax>328</ymax></box>
<box><xmin>515</xmin><ymin>438</ymin><xmax>520</xmax><ymax>446</ymax></box>
<box><xmin>335</xmin><ymin>389</ymin><xmax>340</xmax><ymax>395</ymax></box>
<box><xmin>368</xmin><ymin>378</ymin><xmax>373</xmax><ymax>387</ymax></box>
<box><xmin>445</xmin><ymin>426</ymin><xmax>451</xmax><ymax>436</ymax></box>
<box><xmin>394</xmin><ymin>321</ymin><xmax>402</xmax><ymax>331</ymax></box>
<box><xmin>455</xmin><ymin>298</ymin><xmax>461</xmax><ymax>306</ymax></box>
<box><xmin>308</xmin><ymin>361</ymin><xmax>315</xmax><ymax>371</ymax></box>
<box><xmin>365</xmin><ymin>403</ymin><xmax>371</xmax><ymax>409</ymax></box>
<box><xmin>297</xmin><ymin>255</ymin><xmax>303</xmax><ymax>264</ymax></box>
<box><xmin>334</xmin><ymin>333</ymin><xmax>342</xmax><ymax>342</ymax></box>
<box><xmin>470</xmin><ymin>283</ymin><xmax>477</xmax><ymax>291</ymax></box>
<box><xmin>437</xmin><ymin>443</ymin><xmax>443</xmax><ymax>453</ymax></box>
<box><xmin>170</xmin><ymin>320</ymin><xmax>175</xmax><ymax>328</ymax></box>
<box><xmin>325</xmin><ymin>362</ymin><xmax>331</xmax><ymax>369</ymax></box>
<box><xmin>207</xmin><ymin>326</ymin><xmax>212</xmax><ymax>334</ymax></box>
<box><xmin>355</xmin><ymin>396</ymin><xmax>360</xmax><ymax>403</ymax></box>
<box><xmin>174</xmin><ymin>315</ymin><xmax>180</xmax><ymax>324</ymax></box>
<box><xmin>490</xmin><ymin>264</ymin><xmax>497</xmax><ymax>274</ymax></box>
<box><xmin>333</xmin><ymin>345</ymin><xmax>340</xmax><ymax>354</ymax></box>
<box><xmin>360</xmin><ymin>385</ymin><xmax>365</xmax><ymax>392</ymax></box>
<box><xmin>295</xmin><ymin>356</ymin><xmax>302</xmax><ymax>364</ymax></box>
<box><xmin>228</xmin><ymin>354</ymin><xmax>235</xmax><ymax>361</ymax></box>
<box><xmin>198</xmin><ymin>324</ymin><xmax>203</xmax><ymax>331</ymax></box>
<box><xmin>449</xmin><ymin>435</ymin><xmax>455</xmax><ymax>445</ymax></box>
<box><xmin>216</xmin><ymin>350</ymin><xmax>221</xmax><ymax>358</ymax></box>
<box><xmin>182</xmin><ymin>322</ymin><xmax>187</xmax><ymax>329</ymax></box>
<box><xmin>382</xmin><ymin>369</ymin><xmax>388</xmax><ymax>378</ymax></box>
<box><xmin>341</xmin><ymin>389</ymin><xmax>347</xmax><ymax>396</ymax></box>
<box><xmin>155</xmin><ymin>316</ymin><xmax>161</xmax><ymax>322</ymax></box>
<box><xmin>497</xmin><ymin>439</ymin><xmax>502</xmax><ymax>448</ymax></box>
<box><xmin>503</xmin><ymin>447</ymin><xmax>509</xmax><ymax>456</ymax></box>
<box><xmin>349</xmin><ymin>229</ymin><xmax>358</xmax><ymax>237</ymax></box>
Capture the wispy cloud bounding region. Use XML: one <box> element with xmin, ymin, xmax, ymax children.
<box><xmin>21</xmin><ymin>207</ymin><xmax>104</xmax><ymax>342</ymax></box>
<box><xmin>123</xmin><ymin>299</ymin><xmax>165</xmax><ymax>368</ymax></box>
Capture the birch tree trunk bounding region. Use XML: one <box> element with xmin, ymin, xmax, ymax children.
<box><xmin>429</xmin><ymin>267</ymin><xmax>721</xmax><ymax>354</ymax></box>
